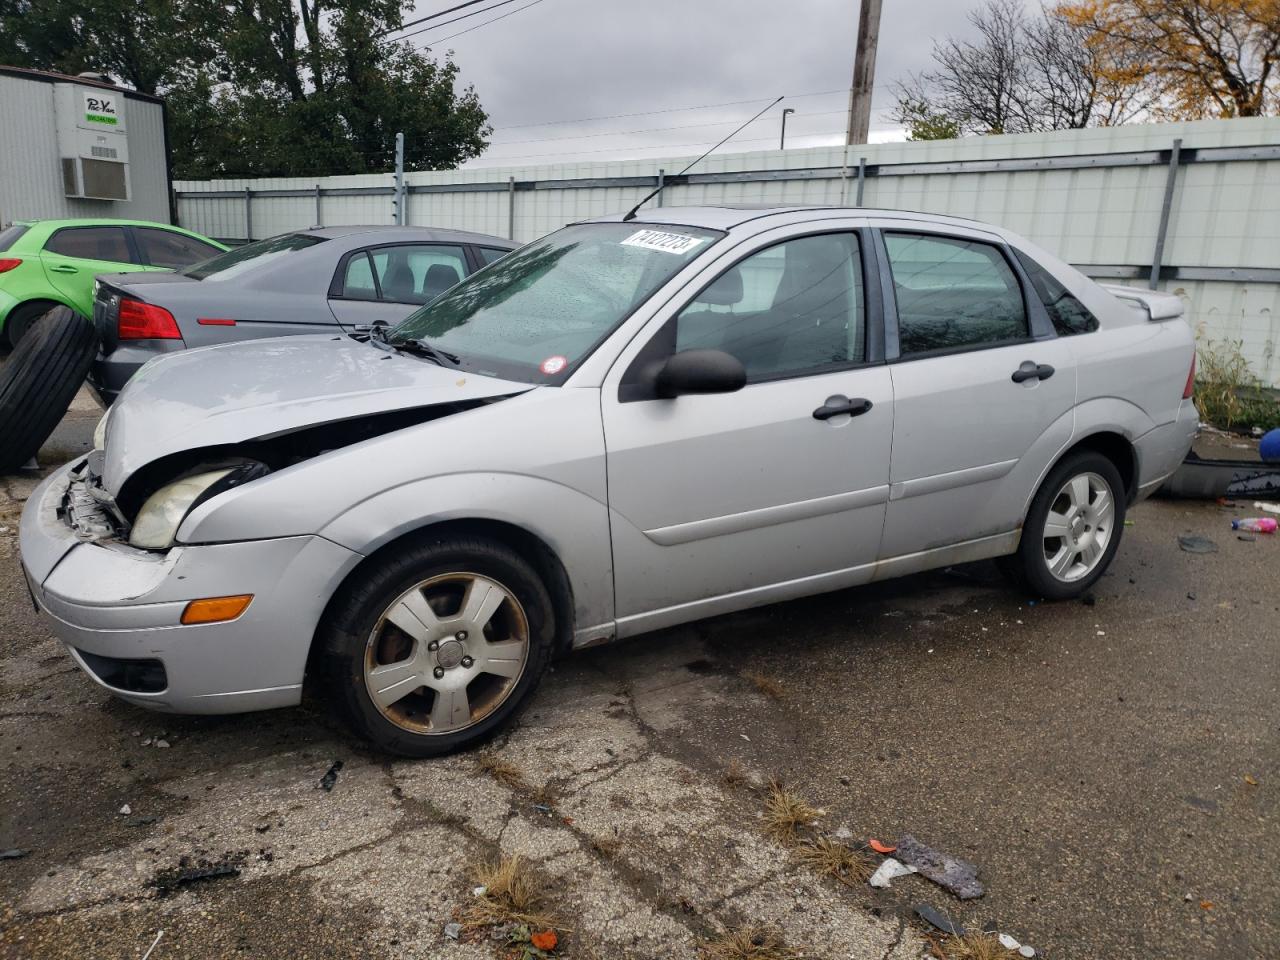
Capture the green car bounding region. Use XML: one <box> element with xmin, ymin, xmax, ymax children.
<box><xmin>0</xmin><ymin>219</ymin><xmax>227</xmax><ymax>347</ymax></box>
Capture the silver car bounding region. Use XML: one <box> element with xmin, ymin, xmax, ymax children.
<box><xmin>20</xmin><ymin>206</ymin><xmax>1198</xmax><ymax>755</ymax></box>
<box><xmin>88</xmin><ymin>225</ymin><xmax>517</xmax><ymax>403</ymax></box>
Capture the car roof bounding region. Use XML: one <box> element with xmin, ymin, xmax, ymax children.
<box><xmin>297</xmin><ymin>225</ymin><xmax>517</xmax><ymax>247</ymax></box>
<box><xmin>582</xmin><ymin>205</ymin><xmax>1002</xmax><ymax>236</ymax></box>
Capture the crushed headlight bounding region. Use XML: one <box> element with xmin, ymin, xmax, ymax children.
<box><xmin>92</xmin><ymin>408</ymin><xmax>111</xmax><ymax>451</ymax></box>
<box><xmin>128</xmin><ymin>469</ymin><xmax>233</xmax><ymax>550</ymax></box>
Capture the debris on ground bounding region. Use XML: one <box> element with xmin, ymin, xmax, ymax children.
<box><xmin>126</xmin><ymin>816</ymin><xmax>160</xmax><ymax>827</ymax></box>
<box><xmin>915</xmin><ymin>903</ymin><xmax>965</xmax><ymax>935</ymax></box>
<box><xmin>1231</xmin><ymin>517</ymin><xmax>1276</xmax><ymax>533</ymax></box>
<box><xmin>118</xmin><ymin>804</ymin><xmax>131</xmax><ymax>815</ymax></box>
<box><xmin>868</xmin><ymin>837</ymin><xmax>897</xmax><ymax>854</ymax></box>
<box><xmin>1239</xmin><ymin>534</ymin><xmax>1258</xmax><ymax>542</ymax></box>
<box><xmin>896</xmin><ymin>834</ymin><xmax>985</xmax><ymax>900</ymax></box>
<box><xmin>149</xmin><ymin>854</ymin><xmax>243</xmax><ymax>895</ymax></box>
<box><xmin>1245</xmin><ymin>774</ymin><xmax>1259</xmax><ymax>786</ymax></box>
<box><xmin>443</xmin><ymin>921</ymin><xmax>462</xmax><ymax>940</ymax></box>
<box><xmin>140</xmin><ymin>930</ymin><xmax>164</xmax><ymax>960</ymax></box>
<box><xmin>1253</xmin><ymin>501</ymin><xmax>1280</xmax><ymax>514</ymax></box>
<box><xmin>317</xmin><ymin>760</ymin><xmax>344</xmax><ymax>792</ymax></box>
<box><xmin>868</xmin><ymin>857</ymin><xmax>917</xmax><ymax>889</ymax></box>
<box><xmin>0</xmin><ymin>848</ymin><xmax>28</xmax><ymax>860</ymax></box>
<box><xmin>1177</xmin><ymin>535</ymin><xmax>1218</xmax><ymax>554</ymax></box>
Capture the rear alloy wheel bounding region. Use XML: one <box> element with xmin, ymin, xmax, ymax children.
<box><xmin>1002</xmin><ymin>450</ymin><xmax>1127</xmax><ymax>600</ymax></box>
<box><xmin>322</xmin><ymin>536</ymin><xmax>555</xmax><ymax>756</ymax></box>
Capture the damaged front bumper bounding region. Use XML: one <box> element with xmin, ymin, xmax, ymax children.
<box><xmin>18</xmin><ymin>460</ymin><xmax>362</xmax><ymax>714</ymax></box>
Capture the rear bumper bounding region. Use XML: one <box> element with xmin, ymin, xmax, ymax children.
<box><xmin>89</xmin><ymin>341</ymin><xmax>186</xmax><ymax>405</ymax></box>
<box><xmin>1134</xmin><ymin>398</ymin><xmax>1199</xmax><ymax>500</ymax></box>
<box><xmin>19</xmin><ymin>461</ymin><xmax>363</xmax><ymax>714</ymax></box>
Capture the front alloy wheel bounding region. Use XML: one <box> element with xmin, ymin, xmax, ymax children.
<box><xmin>323</xmin><ymin>536</ymin><xmax>556</xmax><ymax>756</ymax></box>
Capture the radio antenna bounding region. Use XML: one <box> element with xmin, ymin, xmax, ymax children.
<box><xmin>622</xmin><ymin>95</ymin><xmax>784</xmax><ymax>221</ymax></box>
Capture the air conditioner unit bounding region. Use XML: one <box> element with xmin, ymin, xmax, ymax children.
<box><xmin>55</xmin><ymin>83</ymin><xmax>131</xmax><ymax>201</ymax></box>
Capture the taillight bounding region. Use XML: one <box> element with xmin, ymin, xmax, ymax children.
<box><xmin>118</xmin><ymin>298</ymin><xmax>181</xmax><ymax>340</ymax></box>
<box><xmin>1183</xmin><ymin>352</ymin><xmax>1196</xmax><ymax>399</ymax></box>
<box><xmin>0</xmin><ymin>258</ymin><xmax>22</xmax><ymax>273</ymax></box>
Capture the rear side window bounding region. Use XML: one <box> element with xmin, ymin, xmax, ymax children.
<box><xmin>1013</xmin><ymin>249</ymin><xmax>1099</xmax><ymax>336</ymax></box>
<box><xmin>341</xmin><ymin>253</ymin><xmax>379</xmax><ymax>300</ymax></box>
<box><xmin>477</xmin><ymin>246</ymin><xmax>510</xmax><ymax>265</ymax></box>
<box><xmin>44</xmin><ymin>226</ymin><xmax>132</xmax><ymax>263</ymax></box>
<box><xmin>135</xmin><ymin>227</ymin><xmax>223</xmax><ymax>269</ymax></box>
<box><xmin>184</xmin><ymin>233</ymin><xmax>324</xmax><ymax>281</ymax></box>
<box><xmin>0</xmin><ymin>224</ymin><xmax>29</xmax><ymax>252</ymax></box>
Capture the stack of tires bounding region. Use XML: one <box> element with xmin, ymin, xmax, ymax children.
<box><xmin>0</xmin><ymin>307</ymin><xmax>100</xmax><ymax>471</ymax></box>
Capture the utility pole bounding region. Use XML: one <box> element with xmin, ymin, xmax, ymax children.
<box><xmin>845</xmin><ymin>0</ymin><xmax>883</xmax><ymax>145</ymax></box>
<box><xmin>779</xmin><ymin>107</ymin><xmax>795</xmax><ymax>150</ymax></box>
<box><xmin>393</xmin><ymin>131</ymin><xmax>406</xmax><ymax>225</ymax></box>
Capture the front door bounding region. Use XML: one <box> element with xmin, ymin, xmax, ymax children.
<box><xmin>875</xmin><ymin>226</ymin><xmax>1077</xmax><ymax>561</ymax></box>
<box><xmin>602</xmin><ymin>227</ymin><xmax>894</xmax><ymax>635</ymax></box>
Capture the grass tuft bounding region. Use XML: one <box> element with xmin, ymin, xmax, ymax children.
<box><xmin>722</xmin><ymin>757</ymin><xmax>747</xmax><ymax>788</ymax></box>
<box><xmin>763</xmin><ymin>779</ymin><xmax>823</xmax><ymax>845</ymax></box>
<box><xmin>792</xmin><ymin>835</ymin><xmax>876</xmax><ymax>886</ymax></box>
<box><xmin>702</xmin><ymin>926</ymin><xmax>799</xmax><ymax>960</ymax></box>
<box><xmin>463</xmin><ymin>855</ymin><xmax>560</xmax><ymax>932</ymax></box>
<box><xmin>1194</xmin><ymin>337</ymin><xmax>1280</xmax><ymax>432</ymax></box>
<box><xmin>743</xmin><ymin>670</ymin><xmax>786</xmax><ymax>700</ymax></box>
<box><xmin>475</xmin><ymin>751</ymin><xmax>527</xmax><ymax>791</ymax></box>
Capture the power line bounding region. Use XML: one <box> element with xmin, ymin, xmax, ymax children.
<box><xmin>378</xmin><ymin>0</ymin><xmax>495</xmax><ymax>38</ymax></box>
<box><xmin>489</xmin><ymin>88</ymin><xmax>849</xmax><ymax>132</ymax></box>
<box><xmin>471</xmin><ymin>130</ymin><xmax>849</xmax><ymax>164</ymax></box>
<box><xmin>380</xmin><ymin>0</ymin><xmax>528</xmax><ymax>44</ymax></box>
<box><xmin>408</xmin><ymin>0</ymin><xmax>553</xmax><ymax>47</ymax></box>
<box><xmin>488</xmin><ymin>108</ymin><xmax>854</xmax><ymax>147</ymax></box>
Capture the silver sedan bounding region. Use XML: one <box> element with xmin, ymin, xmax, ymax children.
<box><xmin>20</xmin><ymin>206</ymin><xmax>1198</xmax><ymax>755</ymax></box>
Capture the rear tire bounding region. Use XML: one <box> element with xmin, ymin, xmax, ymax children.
<box><xmin>1001</xmin><ymin>450</ymin><xmax>1126</xmax><ymax>600</ymax></box>
<box><xmin>2</xmin><ymin>301</ymin><xmax>58</xmax><ymax>349</ymax></box>
<box><xmin>0</xmin><ymin>307</ymin><xmax>99</xmax><ymax>472</ymax></box>
<box><xmin>320</xmin><ymin>534</ymin><xmax>556</xmax><ymax>757</ymax></box>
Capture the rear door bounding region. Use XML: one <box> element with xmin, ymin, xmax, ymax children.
<box><xmin>874</xmin><ymin>223</ymin><xmax>1077</xmax><ymax>561</ymax></box>
<box><xmin>328</xmin><ymin>243</ymin><xmax>470</xmax><ymax>328</ymax></box>
<box><xmin>40</xmin><ymin>225</ymin><xmax>141</xmax><ymax>315</ymax></box>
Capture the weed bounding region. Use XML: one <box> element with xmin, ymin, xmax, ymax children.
<box><xmin>763</xmin><ymin>779</ymin><xmax>823</xmax><ymax>845</ymax></box>
<box><xmin>792</xmin><ymin>835</ymin><xmax>875</xmax><ymax>886</ymax></box>
<box><xmin>476</xmin><ymin>752</ymin><xmax>527</xmax><ymax>791</ymax></box>
<box><xmin>928</xmin><ymin>932</ymin><xmax>1018</xmax><ymax>959</ymax></box>
<box><xmin>464</xmin><ymin>855</ymin><xmax>560</xmax><ymax>932</ymax></box>
<box><xmin>702</xmin><ymin>926</ymin><xmax>800</xmax><ymax>960</ymax></box>
<box><xmin>743</xmin><ymin>670</ymin><xmax>785</xmax><ymax>700</ymax></box>
<box><xmin>1194</xmin><ymin>338</ymin><xmax>1280</xmax><ymax>432</ymax></box>
<box><xmin>722</xmin><ymin>757</ymin><xmax>747</xmax><ymax>788</ymax></box>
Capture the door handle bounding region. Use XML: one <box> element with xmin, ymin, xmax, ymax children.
<box><xmin>49</xmin><ymin>264</ymin><xmax>78</xmax><ymax>274</ymax></box>
<box><xmin>812</xmin><ymin>396</ymin><xmax>873</xmax><ymax>420</ymax></box>
<box><xmin>1011</xmin><ymin>361</ymin><xmax>1055</xmax><ymax>383</ymax></box>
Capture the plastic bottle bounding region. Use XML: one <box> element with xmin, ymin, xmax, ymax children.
<box><xmin>1231</xmin><ymin>517</ymin><xmax>1278</xmax><ymax>533</ymax></box>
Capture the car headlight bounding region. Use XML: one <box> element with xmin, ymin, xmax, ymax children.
<box><xmin>129</xmin><ymin>469</ymin><xmax>234</xmax><ymax>550</ymax></box>
<box><xmin>93</xmin><ymin>408</ymin><xmax>111</xmax><ymax>451</ymax></box>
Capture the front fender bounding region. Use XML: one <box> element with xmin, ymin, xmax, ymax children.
<box><xmin>320</xmin><ymin>472</ymin><xmax>614</xmax><ymax>641</ymax></box>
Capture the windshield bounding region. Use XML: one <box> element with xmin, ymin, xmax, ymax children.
<box><xmin>182</xmin><ymin>233</ymin><xmax>325</xmax><ymax>281</ymax></box>
<box><xmin>388</xmin><ymin>222</ymin><xmax>722</xmax><ymax>382</ymax></box>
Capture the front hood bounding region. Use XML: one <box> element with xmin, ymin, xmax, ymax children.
<box><xmin>102</xmin><ymin>335</ymin><xmax>533</xmax><ymax>495</ymax></box>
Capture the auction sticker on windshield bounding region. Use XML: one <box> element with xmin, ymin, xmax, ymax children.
<box><xmin>621</xmin><ymin>229</ymin><xmax>707</xmax><ymax>255</ymax></box>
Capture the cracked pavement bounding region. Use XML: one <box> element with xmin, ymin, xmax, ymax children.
<box><xmin>2</xmin><ymin>399</ymin><xmax>1278</xmax><ymax>959</ymax></box>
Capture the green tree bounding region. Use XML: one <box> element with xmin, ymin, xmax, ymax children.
<box><xmin>0</xmin><ymin>0</ymin><xmax>490</xmax><ymax>177</ymax></box>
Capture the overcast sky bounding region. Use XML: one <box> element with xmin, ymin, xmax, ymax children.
<box><xmin>392</xmin><ymin>0</ymin><xmax>1012</xmax><ymax>168</ymax></box>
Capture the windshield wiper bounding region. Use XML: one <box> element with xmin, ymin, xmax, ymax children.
<box><xmin>392</xmin><ymin>337</ymin><xmax>460</xmax><ymax>367</ymax></box>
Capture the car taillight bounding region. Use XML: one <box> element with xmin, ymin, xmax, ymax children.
<box><xmin>0</xmin><ymin>258</ymin><xmax>22</xmax><ymax>273</ymax></box>
<box><xmin>118</xmin><ymin>298</ymin><xmax>181</xmax><ymax>340</ymax></box>
<box><xmin>1183</xmin><ymin>353</ymin><xmax>1196</xmax><ymax>400</ymax></box>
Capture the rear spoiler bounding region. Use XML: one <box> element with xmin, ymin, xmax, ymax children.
<box><xmin>1100</xmin><ymin>284</ymin><xmax>1184</xmax><ymax>321</ymax></box>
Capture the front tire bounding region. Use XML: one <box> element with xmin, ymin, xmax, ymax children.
<box><xmin>320</xmin><ymin>535</ymin><xmax>556</xmax><ymax>757</ymax></box>
<box><xmin>1002</xmin><ymin>451</ymin><xmax>1126</xmax><ymax>600</ymax></box>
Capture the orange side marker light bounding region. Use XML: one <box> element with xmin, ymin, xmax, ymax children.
<box><xmin>181</xmin><ymin>595</ymin><xmax>253</xmax><ymax>625</ymax></box>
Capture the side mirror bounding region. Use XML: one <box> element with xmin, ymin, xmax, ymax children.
<box><xmin>654</xmin><ymin>349</ymin><xmax>747</xmax><ymax>399</ymax></box>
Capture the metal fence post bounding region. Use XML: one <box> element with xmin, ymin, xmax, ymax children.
<box><xmin>507</xmin><ymin>176</ymin><xmax>515</xmax><ymax>240</ymax></box>
<box><xmin>394</xmin><ymin>132</ymin><xmax>406</xmax><ymax>226</ymax></box>
<box><xmin>1150</xmin><ymin>138</ymin><xmax>1182</xmax><ymax>290</ymax></box>
<box><xmin>314</xmin><ymin>184</ymin><xmax>322</xmax><ymax>228</ymax></box>
<box><xmin>244</xmin><ymin>187</ymin><xmax>252</xmax><ymax>242</ymax></box>
<box><xmin>657</xmin><ymin>168</ymin><xmax>665</xmax><ymax>207</ymax></box>
<box><xmin>856</xmin><ymin>157</ymin><xmax>866</xmax><ymax>206</ymax></box>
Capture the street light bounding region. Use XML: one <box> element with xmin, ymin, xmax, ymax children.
<box><xmin>779</xmin><ymin>108</ymin><xmax>795</xmax><ymax>150</ymax></box>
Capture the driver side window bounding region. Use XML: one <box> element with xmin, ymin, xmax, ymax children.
<box><xmin>674</xmin><ymin>232</ymin><xmax>865</xmax><ymax>381</ymax></box>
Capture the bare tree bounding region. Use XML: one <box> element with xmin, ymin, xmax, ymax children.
<box><xmin>891</xmin><ymin>0</ymin><xmax>1149</xmax><ymax>139</ymax></box>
